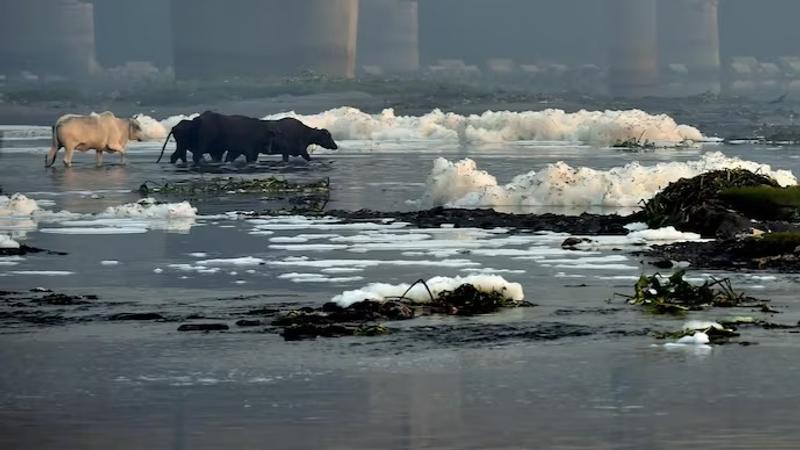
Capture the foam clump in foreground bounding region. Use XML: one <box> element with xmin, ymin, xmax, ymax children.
<box><xmin>420</xmin><ymin>152</ymin><xmax>797</xmax><ymax>209</ymax></box>
<box><xmin>0</xmin><ymin>234</ymin><xmax>20</xmax><ymax>249</ymax></box>
<box><xmin>332</xmin><ymin>274</ymin><xmax>524</xmax><ymax>308</ymax></box>
<box><xmin>141</xmin><ymin>107</ymin><xmax>702</xmax><ymax>146</ymax></box>
<box><xmin>0</xmin><ymin>194</ymin><xmax>41</xmax><ymax>216</ymax></box>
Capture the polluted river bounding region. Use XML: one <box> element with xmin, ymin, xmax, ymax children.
<box><xmin>2</xmin><ymin>107</ymin><xmax>800</xmax><ymax>449</ymax></box>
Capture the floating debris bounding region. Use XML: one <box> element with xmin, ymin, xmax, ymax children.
<box><xmin>0</xmin><ymin>244</ymin><xmax>67</xmax><ymax>257</ymax></box>
<box><xmin>272</xmin><ymin>278</ymin><xmax>531</xmax><ymax>340</ymax></box>
<box><xmin>177</xmin><ymin>323</ymin><xmax>230</xmax><ymax>332</ymax></box>
<box><xmin>109</xmin><ymin>312</ymin><xmax>165</xmax><ymax>321</ymax></box>
<box><xmin>655</xmin><ymin>320</ymin><xmax>740</xmax><ymax>345</ymax></box>
<box><xmin>619</xmin><ymin>270</ymin><xmax>766</xmax><ymax>314</ymax></box>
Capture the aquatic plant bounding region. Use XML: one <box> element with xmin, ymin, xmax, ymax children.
<box><xmin>619</xmin><ymin>269</ymin><xmax>765</xmax><ymax>314</ymax></box>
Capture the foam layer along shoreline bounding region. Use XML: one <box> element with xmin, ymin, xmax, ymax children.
<box><xmin>419</xmin><ymin>152</ymin><xmax>796</xmax><ymax>209</ymax></box>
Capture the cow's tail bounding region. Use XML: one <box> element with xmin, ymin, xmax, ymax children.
<box><xmin>45</xmin><ymin>125</ymin><xmax>60</xmax><ymax>168</ymax></box>
<box><xmin>156</xmin><ymin>130</ymin><xmax>174</xmax><ymax>163</ymax></box>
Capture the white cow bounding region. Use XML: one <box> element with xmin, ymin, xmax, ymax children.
<box><xmin>46</xmin><ymin>112</ymin><xmax>144</xmax><ymax>167</ymax></box>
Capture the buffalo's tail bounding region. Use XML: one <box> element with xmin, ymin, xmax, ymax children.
<box><xmin>156</xmin><ymin>130</ymin><xmax>174</xmax><ymax>163</ymax></box>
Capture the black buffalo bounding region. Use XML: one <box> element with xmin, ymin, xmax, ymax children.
<box><xmin>158</xmin><ymin>111</ymin><xmax>277</xmax><ymax>164</ymax></box>
<box><xmin>225</xmin><ymin>117</ymin><xmax>338</xmax><ymax>163</ymax></box>
<box><xmin>157</xmin><ymin>118</ymin><xmax>198</xmax><ymax>164</ymax></box>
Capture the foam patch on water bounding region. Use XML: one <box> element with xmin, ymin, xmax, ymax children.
<box><xmin>100</xmin><ymin>198</ymin><xmax>197</xmax><ymax>219</ymax></box>
<box><xmin>277</xmin><ymin>272</ymin><xmax>365</xmax><ymax>284</ymax></box>
<box><xmin>40</xmin><ymin>227</ymin><xmax>149</xmax><ymax>235</ymax></box>
<box><xmin>419</xmin><ymin>152</ymin><xmax>797</xmax><ymax>209</ymax></box>
<box><xmin>1</xmin><ymin>194</ymin><xmax>198</xmax><ymax>234</ymax></box>
<box><xmin>0</xmin><ymin>194</ymin><xmax>41</xmax><ymax>216</ymax></box>
<box><xmin>56</xmin><ymin>199</ymin><xmax>198</xmax><ymax>233</ymax></box>
<box><xmin>137</xmin><ymin>107</ymin><xmax>703</xmax><ymax>147</ymax></box>
<box><xmin>269</xmin><ymin>256</ymin><xmax>479</xmax><ymax>270</ymax></box>
<box><xmin>332</xmin><ymin>274</ymin><xmax>524</xmax><ymax>308</ymax></box>
<box><xmin>196</xmin><ymin>256</ymin><xmax>265</xmax><ymax>266</ymax></box>
<box><xmin>133</xmin><ymin>113</ymin><xmax>199</xmax><ymax>141</ymax></box>
<box><xmin>0</xmin><ymin>256</ymin><xmax>23</xmax><ymax>266</ymax></box>
<box><xmin>0</xmin><ymin>234</ymin><xmax>20</xmax><ymax>249</ymax></box>
<box><xmin>664</xmin><ymin>332</ymin><xmax>711</xmax><ymax>348</ymax></box>
<box><xmin>9</xmin><ymin>270</ymin><xmax>74</xmax><ymax>276</ymax></box>
<box><xmin>262</xmin><ymin>107</ymin><xmax>704</xmax><ymax>145</ymax></box>
<box><xmin>626</xmin><ymin>227</ymin><xmax>702</xmax><ymax>242</ymax></box>
<box><xmin>684</xmin><ymin>320</ymin><xmax>724</xmax><ymax>331</ymax></box>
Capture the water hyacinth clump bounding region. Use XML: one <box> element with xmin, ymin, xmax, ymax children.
<box><xmin>621</xmin><ymin>270</ymin><xmax>766</xmax><ymax>314</ymax></box>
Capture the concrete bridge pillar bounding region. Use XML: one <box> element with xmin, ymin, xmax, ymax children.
<box><xmin>0</xmin><ymin>0</ymin><xmax>95</xmax><ymax>79</ymax></box>
<box><xmin>606</xmin><ymin>0</ymin><xmax>659</xmax><ymax>97</ymax></box>
<box><xmin>659</xmin><ymin>0</ymin><xmax>721</xmax><ymax>94</ymax></box>
<box><xmin>171</xmin><ymin>0</ymin><xmax>359</xmax><ymax>79</ymax></box>
<box><xmin>358</xmin><ymin>0</ymin><xmax>419</xmax><ymax>73</ymax></box>
<box><xmin>92</xmin><ymin>0</ymin><xmax>173</xmax><ymax>69</ymax></box>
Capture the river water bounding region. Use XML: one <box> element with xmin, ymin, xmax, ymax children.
<box><xmin>1</xmin><ymin>125</ymin><xmax>800</xmax><ymax>449</ymax></box>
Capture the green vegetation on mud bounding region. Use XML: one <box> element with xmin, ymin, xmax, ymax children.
<box><xmin>137</xmin><ymin>176</ymin><xmax>330</xmax><ymax>197</ymax></box>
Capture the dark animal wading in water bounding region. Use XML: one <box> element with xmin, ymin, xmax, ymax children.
<box><xmin>157</xmin><ymin>118</ymin><xmax>199</xmax><ymax>164</ymax></box>
<box><xmin>157</xmin><ymin>111</ymin><xmax>277</xmax><ymax>164</ymax></box>
<box><xmin>225</xmin><ymin>117</ymin><xmax>338</xmax><ymax>163</ymax></box>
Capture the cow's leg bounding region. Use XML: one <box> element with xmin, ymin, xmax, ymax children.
<box><xmin>120</xmin><ymin>151</ymin><xmax>127</xmax><ymax>165</ymax></box>
<box><xmin>95</xmin><ymin>150</ymin><xmax>104</xmax><ymax>167</ymax></box>
<box><xmin>63</xmin><ymin>146</ymin><xmax>75</xmax><ymax>167</ymax></box>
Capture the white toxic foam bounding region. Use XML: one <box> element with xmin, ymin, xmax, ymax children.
<box><xmin>277</xmin><ymin>272</ymin><xmax>365</xmax><ymax>284</ymax></box>
<box><xmin>420</xmin><ymin>152</ymin><xmax>796</xmax><ymax>209</ymax></box>
<box><xmin>331</xmin><ymin>274</ymin><xmax>524</xmax><ymax>308</ymax></box>
<box><xmin>666</xmin><ymin>332</ymin><xmax>711</xmax><ymax>347</ymax></box>
<box><xmin>683</xmin><ymin>320</ymin><xmax>724</xmax><ymax>331</ymax></box>
<box><xmin>0</xmin><ymin>234</ymin><xmax>20</xmax><ymax>249</ymax></box>
<box><xmin>0</xmin><ymin>194</ymin><xmax>41</xmax><ymax>216</ymax></box>
<box><xmin>196</xmin><ymin>256</ymin><xmax>265</xmax><ymax>266</ymax></box>
<box><xmin>133</xmin><ymin>113</ymin><xmax>199</xmax><ymax>141</ymax></box>
<box><xmin>10</xmin><ymin>270</ymin><xmax>74</xmax><ymax>276</ymax></box>
<box><xmin>40</xmin><ymin>227</ymin><xmax>148</xmax><ymax>235</ymax></box>
<box><xmin>143</xmin><ymin>107</ymin><xmax>701</xmax><ymax>146</ymax></box>
<box><xmin>100</xmin><ymin>198</ymin><xmax>197</xmax><ymax>219</ymax></box>
<box><xmin>263</xmin><ymin>107</ymin><xmax>704</xmax><ymax>145</ymax></box>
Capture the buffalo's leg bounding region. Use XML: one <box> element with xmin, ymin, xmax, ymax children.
<box><xmin>245</xmin><ymin>147</ymin><xmax>259</xmax><ymax>164</ymax></box>
<box><xmin>301</xmin><ymin>150</ymin><xmax>311</xmax><ymax>161</ymax></box>
<box><xmin>282</xmin><ymin>153</ymin><xmax>289</xmax><ymax>162</ymax></box>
